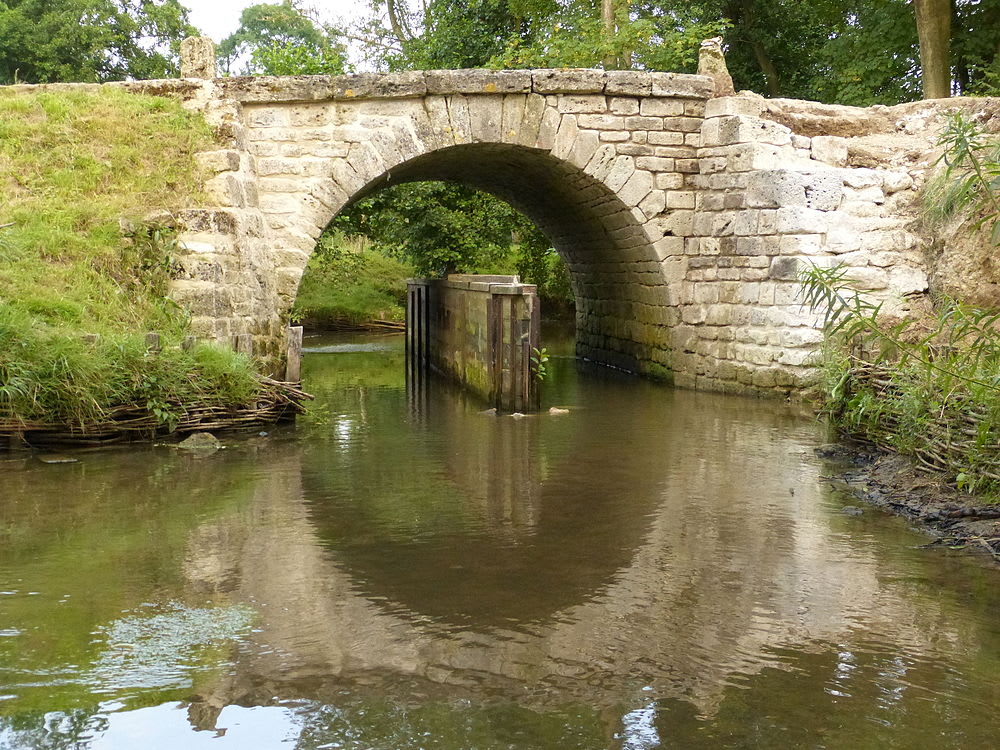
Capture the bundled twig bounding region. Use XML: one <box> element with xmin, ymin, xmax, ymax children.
<box><xmin>1</xmin><ymin>377</ymin><xmax>312</xmax><ymax>448</ymax></box>
<box><xmin>838</xmin><ymin>358</ymin><xmax>1000</xmax><ymax>489</ymax></box>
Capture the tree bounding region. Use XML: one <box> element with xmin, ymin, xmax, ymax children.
<box><xmin>0</xmin><ymin>0</ymin><xmax>196</xmax><ymax>85</ymax></box>
<box><xmin>218</xmin><ymin>1</ymin><xmax>346</xmax><ymax>76</ymax></box>
<box><xmin>914</xmin><ymin>0</ymin><xmax>952</xmax><ymax>97</ymax></box>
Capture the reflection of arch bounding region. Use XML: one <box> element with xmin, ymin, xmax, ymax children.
<box><xmin>245</xmin><ymin>93</ymin><xmax>683</xmax><ymax>372</ymax></box>
<box><xmin>301</xmin><ymin>361</ymin><xmax>662</xmax><ymax>627</ymax></box>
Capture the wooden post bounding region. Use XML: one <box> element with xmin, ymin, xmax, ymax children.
<box><xmin>145</xmin><ymin>332</ymin><xmax>161</xmax><ymax>353</ymax></box>
<box><xmin>285</xmin><ymin>326</ymin><xmax>303</xmax><ymax>382</ymax></box>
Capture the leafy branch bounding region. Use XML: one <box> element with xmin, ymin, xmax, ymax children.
<box><xmin>799</xmin><ymin>264</ymin><xmax>1000</xmax><ymax>394</ymax></box>
<box><xmin>924</xmin><ymin>111</ymin><xmax>1000</xmax><ymax>244</ymax></box>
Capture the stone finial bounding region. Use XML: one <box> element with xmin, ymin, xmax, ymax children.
<box><xmin>180</xmin><ymin>36</ymin><xmax>217</xmax><ymax>79</ymax></box>
<box><xmin>697</xmin><ymin>37</ymin><xmax>735</xmax><ymax>98</ymax></box>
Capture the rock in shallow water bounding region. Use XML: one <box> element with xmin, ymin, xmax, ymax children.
<box><xmin>177</xmin><ymin>432</ymin><xmax>221</xmax><ymax>453</ymax></box>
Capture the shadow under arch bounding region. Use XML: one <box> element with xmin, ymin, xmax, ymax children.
<box><xmin>324</xmin><ymin>142</ymin><xmax>672</xmax><ymax>373</ymax></box>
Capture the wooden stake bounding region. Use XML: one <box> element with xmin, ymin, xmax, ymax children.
<box><xmin>285</xmin><ymin>326</ymin><xmax>303</xmax><ymax>383</ymax></box>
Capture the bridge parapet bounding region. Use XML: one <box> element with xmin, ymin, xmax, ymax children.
<box><xmin>214</xmin><ymin>69</ymin><xmax>714</xmax><ymax>104</ymax></box>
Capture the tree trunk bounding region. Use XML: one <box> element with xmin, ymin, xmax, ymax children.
<box><xmin>601</xmin><ymin>0</ymin><xmax>616</xmax><ymax>69</ymax></box>
<box><xmin>386</xmin><ymin>0</ymin><xmax>412</xmax><ymax>43</ymax></box>
<box><xmin>914</xmin><ymin>0</ymin><xmax>952</xmax><ymax>98</ymax></box>
<box><xmin>751</xmin><ymin>41</ymin><xmax>780</xmax><ymax>97</ymax></box>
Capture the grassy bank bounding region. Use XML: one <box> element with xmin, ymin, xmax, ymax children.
<box><xmin>292</xmin><ymin>231</ymin><xmax>575</xmax><ymax>331</ymax></box>
<box><xmin>292</xmin><ymin>233</ymin><xmax>413</xmax><ymax>329</ymax></box>
<box><xmin>804</xmin><ymin>266</ymin><xmax>1000</xmax><ymax>500</ymax></box>
<box><xmin>0</xmin><ymin>87</ymin><xmax>263</xmax><ymax>431</ymax></box>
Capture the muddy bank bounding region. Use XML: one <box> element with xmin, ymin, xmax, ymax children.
<box><xmin>821</xmin><ymin>441</ymin><xmax>1000</xmax><ymax>563</ymax></box>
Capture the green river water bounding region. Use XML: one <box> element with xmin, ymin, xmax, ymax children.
<box><xmin>1</xmin><ymin>330</ymin><xmax>1000</xmax><ymax>749</ymax></box>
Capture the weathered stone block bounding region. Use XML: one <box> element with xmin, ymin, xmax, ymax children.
<box><xmin>774</xmin><ymin>206</ymin><xmax>830</xmax><ymax>234</ymax></box>
<box><xmin>605</xmin><ymin>70</ymin><xmax>652</xmax><ymax>96</ymax></box>
<box><xmin>467</xmin><ymin>94</ymin><xmax>504</xmax><ymax>142</ymax></box>
<box><xmin>578</xmin><ymin>114</ymin><xmax>625</xmax><ymax>130</ymax></box>
<box><xmin>609</xmin><ymin>97</ymin><xmax>640</xmax><ymax>115</ymax></box>
<box><xmin>625</xmin><ymin>115</ymin><xmax>664</xmax><ymax>131</ymax></box>
<box><xmin>640</xmin><ymin>98</ymin><xmax>685</xmax><ymax>117</ymax></box>
<box><xmin>703</xmin><ymin>95</ymin><xmax>765</xmax><ymax>119</ymax></box>
<box><xmin>811</xmin><ymin>135</ymin><xmax>849</xmax><ymax>166</ymax></box>
<box><xmin>618</xmin><ymin>170</ymin><xmax>654</xmax><ymax>206</ymax></box>
<box><xmin>424</xmin><ymin>69</ymin><xmax>532</xmax><ymax>94</ymax></box>
<box><xmin>648</xmin><ymin>131</ymin><xmax>686</xmax><ymax>146</ymax></box>
<box><xmin>717</xmin><ymin>115</ymin><xmax>792</xmax><ymax>147</ymax></box>
<box><xmin>649</xmin><ymin>72</ymin><xmax>714</xmax><ymax>99</ymax></box>
<box><xmin>532</xmin><ymin>69</ymin><xmax>606</xmax><ymax>94</ymax></box>
<box><xmin>558</xmin><ymin>94</ymin><xmax>608</xmax><ymax>113</ymax></box>
<box><xmin>195</xmin><ymin>149</ymin><xmax>241</xmax><ymax>173</ymax></box>
<box><xmin>180</xmin><ymin>36</ymin><xmax>217</xmax><ymax>79</ymax></box>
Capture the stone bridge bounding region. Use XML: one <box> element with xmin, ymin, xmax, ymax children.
<box><xmin>12</xmin><ymin>66</ymin><xmax>986</xmax><ymax>395</ymax></box>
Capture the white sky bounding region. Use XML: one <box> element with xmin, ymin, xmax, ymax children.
<box><xmin>184</xmin><ymin>0</ymin><xmax>369</xmax><ymax>43</ymax></box>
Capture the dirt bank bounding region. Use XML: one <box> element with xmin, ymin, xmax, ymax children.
<box><xmin>820</xmin><ymin>441</ymin><xmax>1000</xmax><ymax>564</ymax></box>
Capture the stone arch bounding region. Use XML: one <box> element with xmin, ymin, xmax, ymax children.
<box><xmin>241</xmin><ymin>88</ymin><xmax>693</xmax><ymax>372</ymax></box>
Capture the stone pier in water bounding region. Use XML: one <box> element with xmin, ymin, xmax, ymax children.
<box><xmin>407</xmin><ymin>275</ymin><xmax>540</xmax><ymax>412</ymax></box>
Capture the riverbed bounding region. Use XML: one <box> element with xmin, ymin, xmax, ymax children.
<box><xmin>2</xmin><ymin>331</ymin><xmax>1000</xmax><ymax>749</ymax></box>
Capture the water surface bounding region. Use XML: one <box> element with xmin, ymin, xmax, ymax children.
<box><xmin>2</xmin><ymin>330</ymin><xmax>1000</xmax><ymax>749</ymax></box>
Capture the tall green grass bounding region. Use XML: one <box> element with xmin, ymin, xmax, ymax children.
<box><xmin>0</xmin><ymin>88</ymin><xmax>260</xmax><ymax>427</ymax></box>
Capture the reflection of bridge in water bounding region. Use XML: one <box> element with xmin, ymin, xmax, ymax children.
<box><xmin>181</xmin><ymin>379</ymin><xmax>972</xmax><ymax>738</ymax></box>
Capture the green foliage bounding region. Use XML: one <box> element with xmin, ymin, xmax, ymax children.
<box><xmin>801</xmin><ymin>264</ymin><xmax>1000</xmax><ymax>496</ymax></box>
<box><xmin>924</xmin><ymin>112</ymin><xmax>1000</xmax><ymax>243</ymax></box>
<box><xmin>494</xmin><ymin>1</ymin><xmax>727</xmax><ymax>71</ymax></box>
<box><xmin>292</xmin><ymin>233</ymin><xmax>414</xmax><ymax>327</ymax></box>
<box><xmin>382</xmin><ymin>0</ymin><xmax>543</xmax><ymax>70</ymax></box>
<box><xmin>249</xmin><ymin>40</ymin><xmax>347</xmax><ymax>76</ymax></box>
<box><xmin>0</xmin><ymin>0</ymin><xmax>196</xmax><ymax>85</ymax></box>
<box><xmin>530</xmin><ymin>347</ymin><xmax>549</xmax><ymax>381</ymax></box>
<box><xmin>336</xmin><ymin>182</ymin><xmax>535</xmax><ymax>274</ymax></box>
<box><xmin>333</xmin><ymin>181</ymin><xmax>573</xmax><ymax>307</ymax></box>
<box><xmin>218</xmin><ymin>1</ymin><xmax>347</xmax><ymax>76</ymax></box>
<box><xmin>0</xmin><ymin>89</ymin><xmax>261</xmax><ymax>424</ymax></box>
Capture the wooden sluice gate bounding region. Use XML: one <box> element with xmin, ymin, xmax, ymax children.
<box><xmin>406</xmin><ymin>275</ymin><xmax>541</xmax><ymax>413</ymax></box>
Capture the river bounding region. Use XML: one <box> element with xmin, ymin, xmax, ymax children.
<box><xmin>2</xmin><ymin>330</ymin><xmax>999</xmax><ymax>749</ymax></box>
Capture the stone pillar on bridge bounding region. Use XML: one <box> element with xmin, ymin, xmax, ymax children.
<box><xmin>180</xmin><ymin>37</ymin><xmax>217</xmax><ymax>80</ymax></box>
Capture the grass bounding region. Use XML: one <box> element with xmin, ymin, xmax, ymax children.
<box><xmin>292</xmin><ymin>232</ymin><xmax>413</xmax><ymax>328</ymax></box>
<box><xmin>0</xmin><ymin>87</ymin><xmax>261</xmax><ymax>427</ymax></box>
